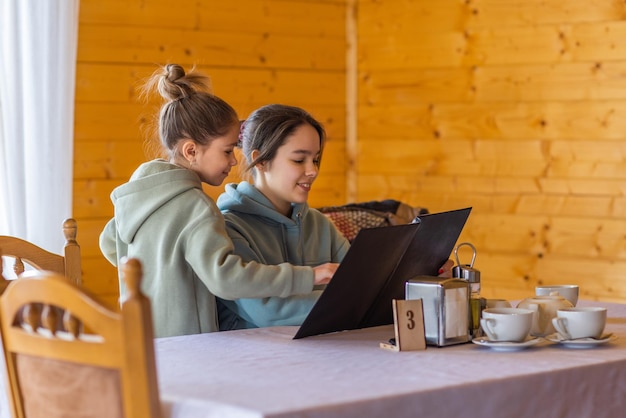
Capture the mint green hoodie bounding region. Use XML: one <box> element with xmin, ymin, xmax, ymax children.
<box><xmin>99</xmin><ymin>160</ymin><xmax>315</xmax><ymax>338</ymax></box>
<box><xmin>216</xmin><ymin>181</ymin><xmax>350</xmax><ymax>329</ymax></box>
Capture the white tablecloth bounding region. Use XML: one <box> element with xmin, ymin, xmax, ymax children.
<box><xmin>156</xmin><ymin>300</ymin><xmax>626</xmax><ymax>418</ymax></box>
<box><xmin>2</xmin><ymin>301</ymin><xmax>626</xmax><ymax>418</ymax></box>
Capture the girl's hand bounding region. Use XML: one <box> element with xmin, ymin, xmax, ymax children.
<box><xmin>312</xmin><ymin>263</ymin><xmax>339</xmax><ymax>285</ymax></box>
<box><xmin>437</xmin><ymin>259</ymin><xmax>454</xmax><ymax>278</ymax></box>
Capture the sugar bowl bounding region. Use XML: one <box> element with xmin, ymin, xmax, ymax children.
<box><xmin>516</xmin><ymin>294</ymin><xmax>574</xmax><ymax>337</ymax></box>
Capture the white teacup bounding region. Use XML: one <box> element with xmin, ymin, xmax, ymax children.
<box><xmin>536</xmin><ymin>285</ymin><xmax>579</xmax><ymax>306</ymax></box>
<box><xmin>551</xmin><ymin>307</ymin><xmax>607</xmax><ymax>340</ymax></box>
<box><xmin>480</xmin><ymin>307</ymin><xmax>534</xmax><ymax>342</ymax></box>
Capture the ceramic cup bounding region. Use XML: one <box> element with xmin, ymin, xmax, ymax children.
<box><xmin>480</xmin><ymin>307</ymin><xmax>534</xmax><ymax>342</ymax></box>
<box><xmin>551</xmin><ymin>307</ymin><xmax>607</xmax><ymax>340</ymax></box>
<box><xmin>536</xmin><ymin>285</ymin><xmax>579</xmax><ymax>306</ymax></box>
<box><xmin>485</xmin><ymin>299</ymin><xmax>512</xmax><ymax>309</ymax></box>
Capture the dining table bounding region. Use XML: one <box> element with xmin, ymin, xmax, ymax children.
<box><xmin>2</xmin><ymin>300</ymin><xmax>626</xmax><ymax>418</ymax></box>
<box><xmin>154</xmin><ymin>300</ymin><xmax>626</xmax><ymax>418</ymax></box>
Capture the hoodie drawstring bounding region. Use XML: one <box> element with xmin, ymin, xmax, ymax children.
<box><xmin>296</xmin><ymin>211</ymin><xmax>305</xmax><ymax>265</ymax></box>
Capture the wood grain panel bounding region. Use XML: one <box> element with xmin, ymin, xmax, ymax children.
<box><xmin>358</xmin><ymin>31</ymin><xmax>467</xmax><ymax>69</ymax></box>
<box><xmin>360</xmin><ymin>25</ymin><xmax>558</xmax><ymax>69</ymax></box>
<box><xmin>429</xmin><ymin>102</ymin><xmax>626</xmax><ymax>140</ymax></box>
<box><xmin>404</xmin><ymin>193</ymin><xmax>625</xmax><ymax>220</ymax></box>
<box><xmin>466</xmin><ymin>0</ymin><xmax>626</xmax><ymax>28</ymax></box>
<box><xmin>361</xmin><ymin>21</ymin><xmax>626</xmax><ymax>69</ymax></box>
<box><xmin>74</xmin><ymin>218</ymin><xmax>113</xmax><ymax>258</ymax></box>
<box><xmin>78</xmin><ymin>0</ymin><xmax>199</xmax><ymax>28</ymax></box>
<box><xmin>462</xmin><ymin>23</ymin><xmax>626</xmax><ymax>66</ymax></box>
<box><xmin>359</xmin><ymin>101</ymin><xmax>626</xmax><ymax>140</ymax></box>
<box><xmin>78</xmin><ymin>25</ymin><xmax>345</xmax><ymax>70</ymax></box>
<box><xmin>571</xmin><ymin>21</ymin><xmax>626</xmax><ymax>61</ymax></box>
<box><xmin>356</xmin><ymin>138</ymin><xmax>547</xmax><ymax>175</ymax></box>
<box><xmin>357</xmin><ymin>172</ymin><xmax>626</xmax><ymax>197</ymax></box>
<box><xmin>547</xmin><ymin>217</ymin><xmax>626</xmax><ymax>259</ymax></box>
<box><xmin>76</xmin><ymin>63</ymin><xmax>345</xmax><ymax>105</ymax></box>
<box><xmin>358</xmin><ymin>0</ymin><xmax>626</xmax><ymax>32</ymax></box>
<box><xmin>547</xmin><ymin>160</ymin><xmax>626</xmax><ymax>179</ymax></box>
<box><xmin>74</xmin><ymin>102</ymin><xmax>155</xmax><ymax>142</ymax></box>
<box><xmin>358</xmin><ymin>0</ymin><xmax>470</xmax><ymax>39</ymax></box>
<box><xmin>464</xmin><ymin>214</ymin><xmax>626</xmax><ymax>260</ymax></box>
<box><xmin>73</xmin><ymin>179</ymin><xmax>122</xmax><ymax>219</ymax></box>
<box><xmin>476</xmin><ymin>62</ymin><xmax>626</xmax><ymax>102</ymax></box>
<box><xmin>80</xmin><ymin>0</ymin><xmax>345</xmax><ymax>36</ymax></box>
<box><xmin>538</xmin><ymin>178</ymin><xmax>626</xmax><ymax>195</ymax></box>
<box><xmin>359</xmin><ymin>68</ymin><xmax>473</xmax><ymax>104</ymax></box>
<box><xmin>357</xmin><ymin>104</ymin><xmax>436</xmax><ymax>139</ymax></box>
<box><xmin>197</xmin><ymin>0</ymin><xmax>346</xmax><ymax>37</ymax></box>
<box><xmin>81</xmin><ymin>257</ymin><xmax>119</xmax><ymax>295</ymax></box>
<box><xmin>462</xmin><ymin>213</ymin><xmax>546</xmax><ymax>253</ymax></box>
<box><xmin>359</xmin><ymin>64</ymin><xmax>626</xmax><ymax>105</ymax></box>
<box><xmin>74</xmin><ymin>141</ymin><xmax>148</xmax><ymax>180</ymax></box>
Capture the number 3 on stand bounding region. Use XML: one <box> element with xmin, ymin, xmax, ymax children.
<box><xmin>381</xmin><ymin>299</ymin><xmax>427</xmax><ymax>351</ymax></box>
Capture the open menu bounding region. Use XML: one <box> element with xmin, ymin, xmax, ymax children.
<box><xmin>293</xmin><ymin>207</ymin><xmax>472</xmax><ymax>339</ymax></box>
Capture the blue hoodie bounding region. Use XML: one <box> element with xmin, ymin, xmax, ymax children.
<box><xmin>217</xmin><ymin>181</ymin><xmax>350</xmax><ymax>329</ymax></box>
<box><xmin>99</xmin><ymin>160</ymin><xmax>316</xmax><ymax>338</ymax></box>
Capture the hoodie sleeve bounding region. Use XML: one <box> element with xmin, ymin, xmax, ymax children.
<box><xmin>219</xmin><ymin>208</ymin><xmax>349</xmax><ymax>328</ymax></box>
<box><xmin>219</xmin><ymin>223</ymin><xmax>324</xmax><ymax>328</ymax></box>
<box><xmin>99</xmin><ymin>218</ymin><xmax>119</xmax><ymax>267</ymax></box>
<box><xmin>184</xmin><ymin>211</ymin><xmax>315</xmax><ymax>301</ymax></box>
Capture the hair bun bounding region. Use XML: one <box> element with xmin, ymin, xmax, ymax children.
<box><xmin>165</xmin><ymin>64</ymin><xmax>186</xmax><ymax>83</ymax></box>
<box><xmin>156</xmin><ymin>64</ymin><xmax>189</xmax><ymax>102</ymax></box>
<box><xmin>144</xmin><ymin>63</ymin><xmax>213</xmax><ymax>103</ymax></box>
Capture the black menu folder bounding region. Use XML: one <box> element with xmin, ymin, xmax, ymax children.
<box><xmin>293</xmin><ymin>207</ymin><xmax>472</xmax><ymax>339</ymax></box>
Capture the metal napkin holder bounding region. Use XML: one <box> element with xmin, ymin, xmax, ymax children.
<box><xmin>405</xmin><ymin>276</ymin><xmax>470</xmax><ymax>346</ymax></box>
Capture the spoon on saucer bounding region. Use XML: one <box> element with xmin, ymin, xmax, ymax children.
<box><xmin>561</xmin><ymin>333</ymin><xmax>613</xmax><ymax>342</ymax></box>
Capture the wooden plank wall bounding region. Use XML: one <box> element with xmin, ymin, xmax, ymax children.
<box><xmin>74</xmin><ymin>0</ymin><xmax>347</xmax><ymax>307</ymax></box>
<box><xmin>75</xmin><ymin>0</ymin><xmax>626</xmax><ymax>307</ymax></box>
<box><xmin>357</xmin><ymin>0</ymin><xmax>626</xmax><ymax>302</ymax></box>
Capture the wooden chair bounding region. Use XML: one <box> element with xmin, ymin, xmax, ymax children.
<box><xmin>0</xmin><ymin>256</ymin><xmax>9</xmax><ymax>294</ymax></box>
<box><xmin>0</xmin><ymin>258</ymin><xmax>161</xmax><ymax>418</ymax></box>
<box><xmin>0</xmin><ymin>218</ymin><xmax>82</xmax><ymax>286</ymax></box>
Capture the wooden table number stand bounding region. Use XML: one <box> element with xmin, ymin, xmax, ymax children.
<box><xmin>380</xmin><ymin>299</ymin><xmax>426</xmax><ymax>352</ymax></box>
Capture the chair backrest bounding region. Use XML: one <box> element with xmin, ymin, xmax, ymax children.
<box><xmin>0</xmin><ymin>258</ymin><xmax>161</xmax><ymax>418</ymax></box>
<box><xmin>318</xmin><ymin>200</ymin><xmax>429</xmax><ymax>242</ymax></box>
<box><xmin>0</xmin><ymin>218</ymin><xmax>82</xmax><ymax>286</ymax></box>
<box><xmin>0</xmin><ymin>260</ymin><xmax>8</xmax><ymax>295</ymax></box>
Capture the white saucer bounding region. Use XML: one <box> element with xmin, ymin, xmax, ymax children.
<box><xmin>546</xmin><ymin>333</ymin><xmax>616</xmax><ymax>349</ymax></box>
<box><xmin>472</xmin><ymin>336</ymin><xmax>542</xmax><ymax>352</ymax></box>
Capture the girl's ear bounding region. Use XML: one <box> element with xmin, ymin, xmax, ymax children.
<box><xmin>251</xmin><ymin>149</ymin><xmax>265</xmax><ymax>171</ymax></box>
<box><xmin>180</xmin><ymin>139</ymin><xmax>197</xmax><ymax>163</ymax></box>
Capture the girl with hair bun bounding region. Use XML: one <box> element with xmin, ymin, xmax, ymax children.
<box><xmin>99</xmin><ymin>65</ymin><xmax>338</xmax><ymax>338</ymax></box>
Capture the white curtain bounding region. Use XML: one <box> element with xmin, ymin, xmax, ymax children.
<box><xmin>0</xmin><ymin>0</ymin><xmax>80</xmax><ymax>252</ymax></box>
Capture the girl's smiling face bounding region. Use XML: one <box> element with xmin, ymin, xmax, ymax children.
<box><xmin>254</xmin><ymin>123</ymin><xmax>321</xmax><ymax>216</ymax></box>
<box><xmin>193</xmin><ymin>123</ymin><xmax>239</xmax><ymax>186</ymax></box>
